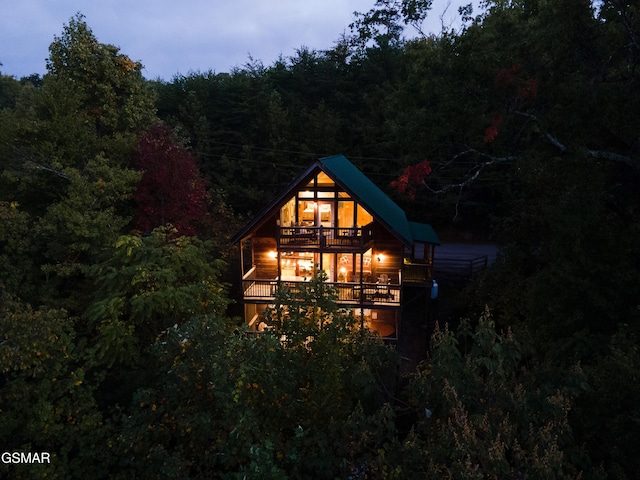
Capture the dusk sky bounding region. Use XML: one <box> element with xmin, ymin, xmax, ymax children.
<box><xmin>1</xmin><ymin>1</ymin><xmax>472</xmax><ymax>81</ymax></box>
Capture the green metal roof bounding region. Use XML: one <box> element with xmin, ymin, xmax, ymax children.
<box><xmin>232</xmin><ymin>154</ymin><xmax>439</xmax><ymax>246</ymax></box>
<box><xmin>320</xmin><ymin>154</ymin><xmax>439</xmax><ymax>246</ymax></box>
<box><xmin>408</xmin><ymin>221</ymin><xmax>440</xmax><ymax>245</ymax></box>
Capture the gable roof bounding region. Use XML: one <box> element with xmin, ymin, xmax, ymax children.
<box><xmin>408</xmin><ymin>221</ymin><xmax>440</xmax><ymax>245</ymax></box>
<box><xmin>319</xmin><ymin>155</ymin><xmax>416</xmax><ymax>244</ymax></box>
<box><xmin>232</xmin><ymin>154</ymin><xmax>439</xmax><ymax>246</ymax></box>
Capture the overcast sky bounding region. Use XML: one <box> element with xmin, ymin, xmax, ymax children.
<box><xmin>1</xmin><ymin>0</ymin><xmax>472</xmax><ymax>81</ymax></box>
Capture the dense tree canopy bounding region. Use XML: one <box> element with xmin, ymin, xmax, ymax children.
<box><xmin>1</xmin><ymin>2</ymin><xmax>639</xmax><ymax>477</ymax></box>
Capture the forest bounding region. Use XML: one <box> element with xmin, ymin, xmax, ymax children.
<box><xmin>1</xmin><ymin>0</ymin><xmax>639</xmax><ymax>478</ymax></box>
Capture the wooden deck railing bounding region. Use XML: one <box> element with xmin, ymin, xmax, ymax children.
<box><xmin>278</xmin><ymin>226</ymin><xmax>372</xmax><ymax>249</ymax></box>
<box><xmin>242</xmin><ymin>279</ymin><xmax>400</xmax><ymax>306</ymax></box>
<box><xmin>402</xmin><ymin>263</ymin><xmax>432</xmax><ymax>284</ymax></box>
<box><xmin>433</xmin><ymin>255</ymin><xmax>488</xmax><ymax>285</ymax></box>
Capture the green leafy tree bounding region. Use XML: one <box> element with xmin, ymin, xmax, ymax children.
<box><xmin>0</xmin><ymin>76</ymin><xmax>99</xmax><ymax>215</ymax></box>
<box><xmin>379</xmin><ymin>310</ymin><xmax>583</xmax><ymax>479</ymax></box>
<box><xmin>0</xmin><ymin>15</ymin><xmax>158</xmax><ymax>312</ymax></box>
<box><xmin>108</xmin><ymin>272</ymin><xmax>397</xmax><ymax>479</ymax></box>
<box><xmin>35</xmin><ymin>155</ymin><xmax>142</xmax><ymax>309</ymax></box>
<box><xmin>0</xmin><ymin>71</ymin><xmax>22</xmax><ymax>109</ymax></box>
<box><xmin>576</xmin><ymin>326</ymin><xmax>640</xmax><ymax>477</ymax></box>
<box><xmin>0</xmin><ymin>201</ymin><xmax>38</xmax><ymax>301</ymax></box>
<box><xmin>0</xmin><ymin>292</ymin><xmax>111</xmax><ymax>479</ymax></box>
<box><xmin>47</xmin><ymin>13</ymin><xmax>156</xmax><ymax>137</ymax></box>
<box><xmin>85</xmin><ymin>226</ymin><xmax>229</xmax><ymax>367</ymax></box>
<box><xmin>2</xmin><ymin>14</ymin><xmax>155</xmax><ymax>203</ymax></box>
<box><xmin>350</xmin><ymin>0</ymin><xmax>434</xmax><ymax>50</ymax></box>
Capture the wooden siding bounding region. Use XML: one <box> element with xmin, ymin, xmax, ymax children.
<box><xmin>372</xmin><ymin>224</ymin><xmax>404</xmax><ymax>284</ymax></box>
<box><xmin>252</xmin><ymin>237</ymin><xmax>278</xmax><ymax>279</ymax></box>
<box><xmin>254</xmin><ymin>213</ymin><xmax>278</xmax><ymax>238</ymax></box>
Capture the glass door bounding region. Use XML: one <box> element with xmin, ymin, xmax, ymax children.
<box><xmin>321</xmin><ymin>253</ymin><xmax>336</xmax><ymax>282</ymax></box>
<box><xmin>318</xmin><ymin>201</ymin><xmax>333</xmax><ymax>228</ymax></box>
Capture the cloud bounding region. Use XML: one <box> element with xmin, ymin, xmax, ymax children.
<box><xmin>1</xmin><ymin>0</ymin><xmax>472</xmax><ymax>80</ymax></box>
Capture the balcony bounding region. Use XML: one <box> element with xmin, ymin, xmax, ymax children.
<box><xmin>241</xmin><ymin>278</ymin><xmax>400</xmax><ymax>307</ymax></box>
<box><xmin>278</xmin><ymin>226</ymin><xmax>372</xmax><ymax>251</ymax></box>
<box><xmin>402</xmin><ymin>262</ymin><xmax>432</xmax><ymax>285</ymax></box>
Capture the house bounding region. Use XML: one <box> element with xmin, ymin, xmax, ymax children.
<box><xmin>231</xmin><ymin>154</ymin><xmax>439</xmax><ymax>340</ymax></box>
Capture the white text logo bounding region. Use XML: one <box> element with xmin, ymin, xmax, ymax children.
<box><xmin>1</xmin><ymin>452</ymin><xmax>51</xmax><ymax>464</ymax></box>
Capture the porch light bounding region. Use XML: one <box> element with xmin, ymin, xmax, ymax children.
<box><xmin>376</xmin><ymin>253</ymin><xmax>385</xmax><ymax>262</ymax></box>
<box><xmin>338</xmin><ymin>266</ymin><xmax>347</xmax><ymax>282</ymax></box>
<box><xmin>267</xmin><ymin>250</ymin><xmax>277</xmax><ymax>259</ymax></box>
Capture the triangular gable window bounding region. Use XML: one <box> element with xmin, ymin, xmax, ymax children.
<box><xmin>280</xmin><ymin>172</ymin><xmax>373</xmax><ymax>229</ymax></box>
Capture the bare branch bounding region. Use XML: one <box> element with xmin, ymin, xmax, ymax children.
<box><xmin>512</xmin><ymin>112</ymin><xmax>638</xmax><ymax>172</ymax></box>
<box><xmin>425</xmin><ymin>148</ymin><xmax>519</xmax><ymax>220</ymax></box>
<box><xmin>514</xmin><ymin>111</ymin><xmax>567</xmax><ymax>152</ymax></box>
<box><xmin>426</xmin><ymin>167</ymin><xmax>480</xmax><ymax>194</ymax></box>
<box><xmin>587</xmin><ymin>149</ymin><xmax>638</xmax><ymax>172</ymax></box>
<box><xmin>429</xmin><ymin>148</ymin><xmax>517</xmax><ymax>195</ymax></box>
<box><xmin>10</xmin><ymin>148</ymin><xmax>71</xmax><ymax>180</ymax></box>
<box><xmin>440</xmin><ymin>148</ymin><xmax>476</xmax><ymax>169</ymax></box>
<box><xmin>25</xmin><ymin>161</ymin><xmax>70</xmax><ymax>180</ymax></box>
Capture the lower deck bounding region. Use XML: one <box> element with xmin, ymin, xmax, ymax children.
<box><xmin>242</xmin><ymin>278</ymin><xmax>401</xmax><ymax>307</ymax></box>
<box><xmin>243</xmin><ymin>290</ymin><xmax>400</xmax><ymax>341</ymax></box>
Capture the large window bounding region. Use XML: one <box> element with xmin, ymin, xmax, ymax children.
<box><xmin>280</xmin><ymin>197</ymin><xmax>295</xmax><ymax>226</ymax></box>
<box><xmin>336</xmin><ymin>250</ymin><xmax>372</xmax><ymax>283</ymax></box>
<box><xmin>298</xmin><ymin>200</ymin><xmax>315</xmax><ymax>225</ymax></box>
<box><xmin>280</xmin><ymin>252</ymin><xmax>315</xmax><ymax>280</ymax></box>
<box><xmin>357</xmin><ymin>205</ymin><xmax>373</xmax><ymax>227</ymax></box>
<box><xmin>337</xmin><ymin>201</ymin><xmax>355</xmax><ymax>228</ymax></box>
<box><xmin>279</xmin><ymin>172</ymin><xmax>374</xmax><ymax>229</ymax></box>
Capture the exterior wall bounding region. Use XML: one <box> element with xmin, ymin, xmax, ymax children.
<box><xmin>353</xmin><ymin>307</ymin><xmax>399</xmax><ymax>339</ymax></box>
<box><xmin>371</xmin><ymin>224</ymin><xmax>404</xmax><ymax>284</ymax></box>
<box><xmin>245</xmin><ymin>303</ymin><xmax>270</xmax><ymax>329</ymax></box>
<box><xmin>251</xmin><ymin>213</ymin><xmax>279</xmax><ymax>280</ymax></box>
<box><xmin>252</xmin><ymin>237</ymin><xmax>278</xmax><ymax>280</ymax></box>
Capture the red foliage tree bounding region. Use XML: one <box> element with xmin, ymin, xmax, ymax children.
<box><xmin>494</xmin><ymin>63</ymin><xmax>538</xmax><ymax>103</ymax></box>
<box><xmin>484</xmin><ymin>116</ymin><xmax>503</xmax><ymax>143</ymax></box>
<box><xmin>133</xmin><ymin>124</ymin><xmax>207</xmax><ymax>236</ymax></box>
<box><xmin>391</xmin><ymin>160</ymin><xmax>432</xmax><ymax>199</ymax></box>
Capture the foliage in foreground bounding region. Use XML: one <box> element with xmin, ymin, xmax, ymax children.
<box><xmin>388</xmin><ymin>311</ymin><xmax>583</xmax><ymax>479</ymax></box>
<box><xmin>67</xmin><ymin>274</ymin><xmax>399</xmax><ymax>479</ymax></box>
<box><xmin>3</xmin><ymin>291</ymin><xmax>595</xmax><ymax>479</ymax></box>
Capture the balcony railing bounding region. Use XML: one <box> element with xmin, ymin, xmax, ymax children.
<box><xmin>242</xmin><ymin>279</ymin><xmax>400</xmax><ymax>306</ymax></box>
<box><xmin>402</xmin><ymin>262</ymin><xmax>432</xmax><ymax>284</ymax></box>
<box><xmin>278</xmin><ymin>226</ymin><xmax>372</xmax><ymax>250</ymax></box>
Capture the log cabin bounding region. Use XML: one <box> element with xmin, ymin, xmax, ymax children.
<box><xmin>231</xmin><ymin>154</ymin><xmax>439</xmax><ymax>340</ymax></box>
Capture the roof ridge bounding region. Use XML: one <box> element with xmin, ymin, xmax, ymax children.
<box><xmin>320</xmin><ymin>154</ymin><xmax>413</xmax><ymax>244</ymax></box>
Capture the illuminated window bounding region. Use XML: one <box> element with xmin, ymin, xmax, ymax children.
<box><xmin>280</xmin><ymin>252</ymin><xmax>315</xmax><ymax>280</ymax></box>
<box><xmin>357</xmin><ymin>205</ymin><xmax>373</xmax><ymax>227</ymax></box>
<box><xmin>280</xmin><ymin>196</ymin><xmax>295</xmax><ymax>226</ymax></box>
<box><xmin>338</xmin><ymin>201</ymin><xmax>355</xmax><ymax>228</ymax></box>
<box><xmin>316</xmin><ymin>171</ymin><xmax>334</xmax><ymax>186</ymax></box>
<box><xmin>298</xmin><ymin>201</ymin><xmax>315</xmax><ymax>224</ymax></box>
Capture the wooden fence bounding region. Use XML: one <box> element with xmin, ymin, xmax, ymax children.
<box><xmin>433</xmin><ymin>255</ymin><xmax>488</xmax><ymax>286</ymax></box>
